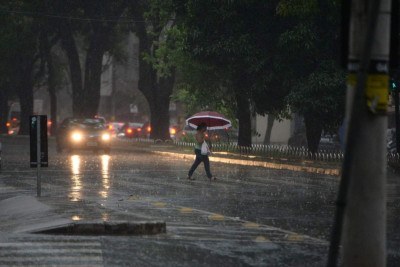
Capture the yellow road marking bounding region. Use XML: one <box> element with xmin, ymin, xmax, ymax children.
<box><xmin>180</xmin><ymin>207</ymin><xmax>193</xmax><ymax>213</ymax></box>
<box><xmin>255</xmin><ymin>236</ymin><xmax>270</xmax><ymax>242</ymax></box>
<box><xmin>208</xmin><ymin>214</ymin><xmax>225</xmax><ymax>221</ymax></box>
<box><xmin>243</xmin><ymin>222</ymin><xmax>260</xmax><ymax>228</ymax></box>
<box><xmin>153</xmin><ymin>202</ymin><xmax>167</xmax><ymax>208</ymax></box>
<box><xmin>286</xmin><ymin>234</ymin><xmax>304</xmax><ymax>241</ymax></box>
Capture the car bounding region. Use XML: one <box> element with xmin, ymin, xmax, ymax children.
<box><xmin>175</xmin><ymin>125</ymin><xmax>235</xmax><ymax>143</ymax></box>
<box><xmin>175</xmin><ymin>125</ymin><xmax>196</xmax><ymax>141</ymax></box>
<box><xmin>94</xmin><ymin>115</ymin><xmax>107</xmax><ymax>124</ymax></box>
<box><xmin>6</xmin><ymin>117</ymin><xmax>19</xmax><ymax>135</ymax></box>
<box><xmin>136</xmin><ymin>122</ymin><xmax>180</xmax><ymax>140</ymax></box>
<box><xmin>169</xmin><ymin>125</ymin><xmax>180</xmax><ymax>140</ymax></box>
<box><xmin>56</xmin><ymin>118</ymin><xmax>111</xmax><ymax>154</ymax></box>
<box><xmin>139</xmin><ymin>122</ymin><xmax>152</xmax><ymax>139</ymax></box>
<box><xmin>107</xmin><ymin>122</ymin><xmax>124</xmax><ymax>138</ymax></box>
<box><xmin>119</xmin><ymin>122</ymin><xmax>144</xmax><ymax>138</ymax></box>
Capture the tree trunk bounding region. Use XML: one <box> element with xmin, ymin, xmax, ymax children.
<box><xmin>47</xmin><ymin>55</ymin><xmax>58</xmax><ymax>136</ymax></box>
<box><xmin>83</xmin><ymin>36</ymin><xmax>104</xmax><ymax>118</ymax></box>
<box><xmin>304</xmin><ymin>113</ymin><xmax>323</xmax><ymax>154</ymax></box>
<box><xmin>42</xmin><ymin>32</ymin><xmax>58</xmax><ymax>136</ymax></box>
<box><xmin>0</xmin><ymin>89</ymin><xmax>8</xmax><ymax>134</ymax></box>
<box><xmin>236</xmin><ymin>93</ymin><xmax>252</xmax><ymax>147</ymax></box>
<box><xmin>135</xmin><ymin>21</ymin><xmax>174</xmax><ymax>141</ymax></box>
<box><xmin>59</xmin><ymin>23</ymin><xmax>84</xmax><ymax>117</ymax></box>
<box><xmin>149</xmin><ymin>98</ymin><xmax>170</xmax><ymax>141</ymax></box>
<box><xmin>14</xmin><ymin>53</ymin><xmax>34</xmax><ymax>135</ymax></box>
<box><xmin>263</xmin><ymin>114</ymin><xmax>275</xmax><ymax>145</ymax></box>
<box><xmin>151</xmin><ymin>74</ymin><xmax>175</xmax><ymax>140</ymax></box>
<box><xmin>17</xmin><ymin>77</ymin><xmax>34</xmax><ymax>135</ymax></box>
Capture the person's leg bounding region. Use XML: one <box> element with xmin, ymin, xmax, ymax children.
<box><xmin>188</xmin><ymin>150</ymin><xmax>202</xmax><ymax>179</ymax></box>
<box><xmin>202</xmin><ymin>155</ymin><xmax>214</xmax><ymax>179</ymax></box>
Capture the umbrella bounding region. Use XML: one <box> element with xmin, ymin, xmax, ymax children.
<box><xmin>186</xmin><ymin>111</ymin><xmax>232</xmax><ymax>130</ymax></box>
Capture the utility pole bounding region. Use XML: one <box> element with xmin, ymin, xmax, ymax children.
<box><xmin>328</xmin><ymin>0</ymin><xmax>391</xmax><ymax>266</ymax></box>
<box><xmin>332</xmin><ymin>0</ymin><xmax>390</xmax><ymax>266</ymax></box>
<box><xmin>395</xmin><ymin>81</ymin><xmax>400</xmax><ymax>152</ymax></box>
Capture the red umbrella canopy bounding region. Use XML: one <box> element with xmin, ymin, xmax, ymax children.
<box><xmin>186</xmin><ymin>111</ymin><xmax>232</xmax><ymax>130</ymax></box>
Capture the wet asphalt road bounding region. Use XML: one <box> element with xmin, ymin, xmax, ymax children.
<box><xmin>0</xmin><ymin>136</ymin><xmax>399</xmax><ymax>266</ymax></box>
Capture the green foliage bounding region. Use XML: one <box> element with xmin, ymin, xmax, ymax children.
<box><xmin>277</xmin><ymin>0</ymin><xmax>318</xmax><ymax>17</ymax></box>
<box><xmin>277</xmin><ymin>0</ymin><xmax>345</xmax><ymax>134</ymax></box>
<box><xmin>287</xmin><ymin>61</ymin><xmax>346</xmax><ymax>133</ymax></box>
<box><xmin>0</xmin><ymin>1</ymin><xmax>40</xmax><ymax>87</ymax></box>
<box><xmin>142</xmin><ymin>25</ymin><xmax>184</xmax><ymax>77</ymax></box>
<box><xmin>178</xmin><ymin>132</ymin><xmax>196</xmax><ymax>143</ymax></box>
<box><xmin>170</xmin><ymin>0</ymin><xmax>289</xmax><ymax>129</ymax></box>
<box><xmin>172</xmin><ymin>81</ymin><xmax>237</xmax><ymax>127</ymax></box>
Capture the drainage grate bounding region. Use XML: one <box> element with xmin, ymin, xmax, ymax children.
<box><xmin>32</xmin><ymin>221</ymin><xmax>166</xmax><ymax>236</ymax></box>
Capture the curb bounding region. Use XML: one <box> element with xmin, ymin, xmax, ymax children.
<box><xmin>153</xmin><ymin>151</ymin><xmax>341</xmax><ymax>176</ymax></box>
<box><xmin>31</xmin><ymin>221</ymin><xmax>166</xmax><ymax>236</ymax></box>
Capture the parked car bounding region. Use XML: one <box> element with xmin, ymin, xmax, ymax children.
<box><xmin>94</xmin><ymin>115</ymin><xmax>107</xmax><ymax>124</ymax></box>
<box><xmin>175</xmin><ymin>125</ymin><xmax>235</xmax><ymax>143</ymax></box>
<box><xmin>169</xmin><ymin>125</ymin><xmax>180</xmax><ymax>140</ymax></box>
<box><xmin>6</xmin><ymin>117</ymin><xmax>19</xmax><ymax>135</ymax></box>
<box><xmin>56</xmin><ymin>118</ymin><xmax>111</xmax><ymax>154</ymax></box>
<box><xmin>138</xmin><ymin>122</ymin><xmax>181</xmax><ymax>140</ymax></box>
<box><xmin>319</xmin><ymin>134</ymin><xmax>341</xmax><ymax>151</ymax></box>
<box><xmin>139</xmin><ymin>122</ymin><xmax>152</xmax><ymax>139</ymax></box>
<box><xmin>119</xmin><ymin>122</ymin><xmax>144</xmax><ymax>138</ymax></box>
<box><xmin>107</xmin><ymin>122</ymin><xmax>124</xmax><ymax>138</ymax></box>
<box><xmin>206</xmin><ymin>129</ymin><xmax>235</xmax><ymax>143</ymax></box>
<box><xmin>175</xmin><ymin>125</ymin><xmax>196</xmax><ymax>141</ymax></box>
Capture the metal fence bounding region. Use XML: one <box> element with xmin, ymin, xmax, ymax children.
<box><xmin>120</xmin><ymin>138</ymin><xmax>400</xmax><ymax>166</ymax></box>
<box><xmin>174</xmin><ymin>141</ymin><xmax>345</xmax><ymax>162</ymax></box>
<box><xmin>388</xmin><ymin>152</ymin><xmax>400</xmax><ymax>168</ymax></box>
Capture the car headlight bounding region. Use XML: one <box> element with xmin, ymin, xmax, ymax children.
<box><xmin>71</xmin><ymin>131</ymin><xmax>83</xmax><ymax>142</ymax></box>
<box><xmin>102</xmin><ymin>133</ymin><xmax>111</xmax><ymax>141</ymax></box>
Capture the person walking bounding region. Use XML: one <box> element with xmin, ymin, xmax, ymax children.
<box><xmin>187</xmin><ymin>123</ymin><xmax>216</xmax><ymax>181</ymax></box>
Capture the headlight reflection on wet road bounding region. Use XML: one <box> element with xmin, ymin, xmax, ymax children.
<box><xmin>69</xmin><ymin>155</ymin><xmax>82</xmax><ymax>202</ymax></box>
<box><xmin>100</xmin><ymin>154</ymin><xmax>110</xmax><ymax>198</ymax></box>
<box><xmin>68</xmin><ymin>154</ymin><xmax>111</xmax><ymax>201</ymax></box>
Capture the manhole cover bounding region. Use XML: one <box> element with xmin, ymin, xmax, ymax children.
<box><xmin>32</xmin><ymin>221</ymin><xmax>166</xmax><ymax>236</ymax></box>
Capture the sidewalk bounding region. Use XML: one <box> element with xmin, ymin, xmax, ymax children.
<box><xmin>113</xmin><ymin>139</ymin><xmax>341</xmax><ymax>176</ymax></box>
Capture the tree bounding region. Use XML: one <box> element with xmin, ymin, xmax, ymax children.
<box><xmin>287</xmin><ymin>63</ymin><xmax>346</xmax><ymax>152</ymax></box>
<box><xmin>172</xmin><ymin>58</ymin><xmax>237</xmax><ymax>125</ymax></box>
<box><xmin>129</xmin><ymin>0</ymin><xmax>177</xmax><ymax>140</ymax></box>
<box><xmin>48</xmin><ymin>0</ymin><xmax>129</xmax><ymax>118</ymax></box>
<box><xmin>0</xmin><ymin>1</ymin><xmax>41</xmax><ymax>135</ymax></box>
<box><xmin>0</xmin><ymin>22</ymin><xmax>14</xmax><ymax>134</ymax></box>
<box><xmin>0</xmin><ymin>82</ymin><xmax>11</xmax><ymax>134</ymax></box>
<box><xmin>39</xmin><ymin>30</ymin><xmax>60</xmax><ymax>135</ymax></box>
<box><xmin>173</xmin><ymin>0</ymin><xmax>287</xmax><ymax>146</ymax></box>
<box><xmin>277</xmin><ymin>0</ymin><xmax>346</xmax><ymax>152</ymax></box>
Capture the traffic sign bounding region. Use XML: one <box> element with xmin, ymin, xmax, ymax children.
<box><xmin>30</xmin><ymin>115</ymin><xmax>48</xmax><ymax>168</ymax></box>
